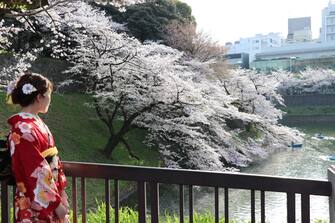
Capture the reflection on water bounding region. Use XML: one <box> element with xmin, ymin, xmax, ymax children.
<box><xmin>159</xmin><ymin>122</ymin><xmax>334</xmax><ymax>222</ymax></box>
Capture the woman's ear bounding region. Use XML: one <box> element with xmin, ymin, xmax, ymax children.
<box><xmin>35</xmin><ymin>94</ymin><xmax>43</xmax><ymax>103</ymax></box>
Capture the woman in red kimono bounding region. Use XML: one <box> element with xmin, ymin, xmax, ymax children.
<box><xmin>7</xmin><ymin>73</ymin><xmax>69</xmax><ymax>223</ymax></box>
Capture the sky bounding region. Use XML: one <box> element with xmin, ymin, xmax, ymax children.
<box><xmin>181</xmin><ymin>0</ymin><xmax>330</xmax><ymax>44</ymax></box>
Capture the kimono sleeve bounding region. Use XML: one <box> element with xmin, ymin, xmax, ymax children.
<box><xmin>10</xmin><ymin>127</ymin><xmax>61</xmax><ymax>218</ymax></box>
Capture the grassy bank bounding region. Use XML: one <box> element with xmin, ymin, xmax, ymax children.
<box><xmin>0</xmin><ymin>92</ymin><xmax>160</xmax><ymax>165</ymax></box>
<box><xmin>0</xmin><ymin>92</ymin><xmax>160</xmax><ymax>207</ymax></box>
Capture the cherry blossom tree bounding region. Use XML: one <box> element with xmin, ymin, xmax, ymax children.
<box><xmin>0</xmin><ymin>19</ymin><xmax>41</xmax><ymax>87</ymax></box>
<box><xmin>14</xmin><ymin>0</ymin><xmax>188</xmax><ymax>159</ymax></box>
<box><xmin>143</xmin><ymin>64</ymin><xmax>301</xmax><ymax>170</ymax></box>
<box><xmin>0</xmin><ymin>1</ymin><xmax>301</xmax><ymax>170</ymax></box>
<box><xmin>279</xmin><ymin>68</ymin><xmax>335</xmax><ymax>95</ymax></box>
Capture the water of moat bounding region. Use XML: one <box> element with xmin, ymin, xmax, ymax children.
<box><xmin>155</xmin><ymin>119</ymin><xmax>334</xmax><ymax>222</ymax></box>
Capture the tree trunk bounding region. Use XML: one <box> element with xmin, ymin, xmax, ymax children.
<box><xmin>103</xmin><ymin>135</ymin><xmax>122</xmax><ymax>158</ymax></box>
<box><xmin>103</xmin><ymin>133</ymin><xmax>139</xmax><ymax>160</ymax></box>
<box><xmin>103</xmin><ymin>122</ymin><xmax>133</xmax><ymax>158</ymax></box>
<box><xmin>100</xmin><ymin>102</ymin><xmax>156</xmax><ymax>159</ymax></box>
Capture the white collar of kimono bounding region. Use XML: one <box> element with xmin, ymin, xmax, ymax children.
<box><xmin>18</xmin><ymin>112</ymin><xmax>39</xmax><ymax>120</ymax></box>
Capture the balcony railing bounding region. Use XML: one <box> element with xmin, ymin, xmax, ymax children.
<box><xmin>1</xmin><ymin>161</ymin><xmax>335</xmax><ymax>223</ymax></box>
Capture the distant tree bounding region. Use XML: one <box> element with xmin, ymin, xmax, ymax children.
<box><xmin>174</xmin><ymin>0</ymin><xmax>193</xmax><ymax>21</ymax></box>
<box><xmin>0</xmin><ymin>0</ymin><xmax>49</xmax><ymax>11</ymax></box>
<box><xmin>163</xmin><ymin>20</ymin><xmax>228</xmax><ymax>78</ymax></box>
<box><xmin>163</xmin><ymin>20</ymin><xmax>196</xmax><ymax>55</ymax></box>
<box><xmin>279</xmin><ymin>68</ymin><xmax>335</xmax><ymax>95</ymax></box>
<box><xmin>0</xmin><ymin>0</ymin><xmax>65</xmax><ymax>18</ymax></box>
<box><xmin>163</xmin><ymin>21</ymin><xmax>226</xmax><ymax>62</ymax></box>
<box><xmin>0</xmin><ymin>0</ymin><xmax>143</xmax><ymax>18</ymax></box>
<box><xmin>94</xmin><ymin>0</ymin><xmax>195</xmax><ymax>42</ymax></box>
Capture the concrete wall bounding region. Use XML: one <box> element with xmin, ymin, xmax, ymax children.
<box><xmin>281</xmin><ymin>94</ymin><xmax>335</xmax><ymax>125</ymax></box>
<box><xmin>283</xmin><ymin>94</ymin><xmax>335</xmax><ymax>106</ymax></box>
<box><xmin>281</xmin><ymin>114</ymin><xmax>335</xmax><ymax>125</ymax></box>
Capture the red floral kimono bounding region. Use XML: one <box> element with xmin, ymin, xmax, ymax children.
<box><xmin>8</xmin><ymin>112</ymin><xmax>67</xmax><ymax>223</ymax></box>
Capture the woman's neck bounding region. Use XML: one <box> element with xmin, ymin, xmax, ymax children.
<box><xmin>21</xmin><ymin>105</ymin><xmax>39</xmax><ymax>116</ymax></box>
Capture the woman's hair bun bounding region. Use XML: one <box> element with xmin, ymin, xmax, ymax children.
<box><xmin>10</xmin><ymin>73</ymin><xmax>53</xmax><ymax>107</ymax></box>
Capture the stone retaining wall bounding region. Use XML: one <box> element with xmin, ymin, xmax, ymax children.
<box><xmin>283</xmin><ymin>94</ymin><xmax>335</xmax><ymax>106</ymax></box>
<box><xmin>281</xmin><ymin>115</ymin><xmax>335</xmax><ymax>125</ymax></box>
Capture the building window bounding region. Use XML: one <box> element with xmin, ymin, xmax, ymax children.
<box><xmin>327</xmin><ymin>26</ymin><xmax>335</xmax><ymax>33</ymax></box>
<box><xmin>327</xmin><ymin>34</ymin><xmax>335</xmax><ymax>41</ymax></box>
<box><xmin>328</xmin><ymin>16</ymin><xmax>335</xmax><ymax>24</ymax></box>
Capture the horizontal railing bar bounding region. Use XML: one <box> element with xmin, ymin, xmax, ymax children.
<box><xmin>63</xmin><ymin>162</ymin><xmax>331</xmax><ymax>196</ymax></box>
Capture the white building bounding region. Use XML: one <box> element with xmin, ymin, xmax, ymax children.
<box><xmin>287</xmin><ymin>17</ymin><xmax>312</xmax><ymax>43</ymax></box>
<box><xmin>291</xmin><ymin>30</ymin><xmax>312</xmax><ymax>42</ymax></box>
<box><xmin>255</xmin><ymin>42</ymin><xmax>335</xmax><ymax>60</ymax></box>
<box><xmin>251</xmin><ymin>41</ymin><xmax>335</xmax><ymax>71</ymax></box>
<box><xmin>321</xmin><ymin>0</ymin><xmax>335</xmax><ymax>42</ymax></box>
<box><xmin>227</xmin><ymin>33</ymin><xmax>283</xmax><ymax>62</ymax></box>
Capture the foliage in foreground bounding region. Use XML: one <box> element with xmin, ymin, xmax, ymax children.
<box><xmin>74</xmin><ymin>202</ymin><xmax>233</xmax><ymax>223</ymax></box>
<box><xmin>1</xmin><ymin>203</ymin><xmax>328</xmax><ymax>223</ymax></box>
<box><xmin>70</xmin><ymin>202</ymin><xmax>328</xmax><ymax>223</ymax></box>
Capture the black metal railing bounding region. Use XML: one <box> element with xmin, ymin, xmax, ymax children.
<box><xmin>1</xmin><ymin>161</ymin><xmax>334</xmax><ymax>223</ymax></box>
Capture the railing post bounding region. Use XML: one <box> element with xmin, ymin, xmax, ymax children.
<box><xmin>150</xmin><ymin>182</ymin><xmax>159</xmax><ymax>223</ymax></box>
<box><xmin>1</xmin><ymin>180</ymin><xmax>9</xmax><ymax>223</ymax></box>
<box><xmin>328</xmin><ymin>165</ymin><xmax>335</xmax><ymax>223</ymax></box>
<box><xmin>138</xmin><ymin>181</ymin><xmax>147</xmax><ymax>223</ymax></box>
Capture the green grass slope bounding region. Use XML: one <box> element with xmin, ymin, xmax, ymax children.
<box><xmin>0</xmin><ymin>92</ymin><xmax>160</xmax><ymax>166</ymax></box>
<box><xmin>0</xmin><ymin>92</ymin><xmax>161</xmax><ymax>208</ymax></box>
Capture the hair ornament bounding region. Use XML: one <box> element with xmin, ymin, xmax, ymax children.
<box><xmin>22</xmin><ymin>83</ymin><xmax>37</xmax><ymax>95</ymax></box>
